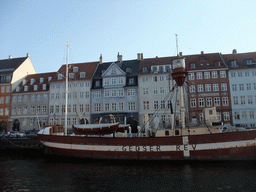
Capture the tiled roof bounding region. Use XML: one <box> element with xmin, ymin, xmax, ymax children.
<box><xmin>13</xmin><ymin>72</ymin><xmax>56</xmax><ymax>93</ymax></box>
<box><xmin>221</xmin><ymin>51</ymin><xmax>256</xmax><ymax>69</ymax></box>
<box><xmin>0</xmin><ymin>57</ymin><xmax>27</xmax><ymax>75</ymax></box>
<box><xmin>51</xmin><ymin>61</ymin><xmax>99</xmax><ymax>82</ymax></box>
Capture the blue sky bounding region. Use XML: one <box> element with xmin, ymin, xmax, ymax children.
<box><xmin>1</xmin><ymin>0</ymin><xmax>256</xmax><ymax>73</ymax></box>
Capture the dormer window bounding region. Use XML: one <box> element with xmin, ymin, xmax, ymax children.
<box><xmin>214</xmin><ymin>61</ymin><xmax>221</xmax><ymax>67</ymax></box>
<box><xmin>69</xmin><ymin>73</ymin><xmax>75</xmax><ymax>79</ymax></box>
<box><xmin>43</xmin><ymin>84</ymin><xmax>47</xmax><ymax>90</ymax></box>
<box><xmin>24</xmin><ymin>86</ymin><xmax>28</xmax><ymax>91</ymax></box>
<box><xmin>95</xmin><ymin>80</ymin><xmax>100</xmax><ymax>87</ymax></box>
<box><xmin>128</xmin><ymin>78</ymin><xmax>135</xmax><ymax>85</ymax></box>
<box><xmin>243</xmin><ymin>58</ymin><xmax>253</xmax><ymax>65</ymax></box>
<box><xmin>111</xmin><ymin>68</ymin><xmax>116</xmax><ymax>74</ymax></box>
<box><xmin>142</xmin><ymin>67</ymin><xmax>148</xmax><ymax>73</ymax></box>
<box><xmin>40</xmin><ymin>77</ymin><xmax>44</xmax><ymax>84</ymax></box>
<box><xmin>80</xmin><ymin>72</ymin><xmax>86</xmax><ymax>78</ymax></box>
<box><xmin>159</xmin><ymin>66</ymin><xmax>163</xmax><ymax>73</ymax></box>
<box><xmin>30</xmin><ymin>78</ymin><xmax>35</xmax><ymax>85</ymax></box>
<box><xmin>190</xmin><ymin>63</ymin><xmax>196</xmax><ymax>69</ymax></box>
<box><xmin>16</xmin><ymin>86</ymin><xmax>20</xmax><ymax>92</ymax></box>
<box><xmin>34</xmin><ymin>85</ymin><xmax>38</xmax><ymax>91</ymax></box>
<box><xmin>48</xmin><ymin>77</ymin><xmax>52</xmax><ymax>82</ymax></box>
<box><xmin>165</xmin><ymin>65</ymin><xmax>170</xmax><ymax>72</ymax></box>
<box><xmin>229</xmin><ymin>59</ymin><xmax>238</xmax><ymax>67</ymax></box>
<box><xmin>73</xmin><ymin>67</ymin><xmax>79</xmax><ymax>72</ymax></box>
<box><xmin>200</xmin><ymin>56</ymin><xmax>206</xmax><ymax>60</ymax></box>
<box><xmin>22</xmin><ymin>79</ymin><xmax>27</xmax><ymax>85</ymax></box>
<box><xmin>151</xmin><ymin>66</ymin><xmax>157</xmax><ymax>73</ymax></box>
<box><xmin>126</xmin><ymin>67</ymin><xmax>132</xmax><ymax>73</ymax></box>
<box><xmin>58</xmin><ymin>74</ymin><xmax>63</xmax><ymax>80</ymax></box>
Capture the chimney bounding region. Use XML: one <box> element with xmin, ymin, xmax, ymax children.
<box><xmin>9</xmin><ymin>55</ymin><xmax>12</xmax><ymax>59</ymax></box>
<box><xmin>201</xmin><ymin>51</ymin><xmax>204</xmax><ymax>54</ymax></box>
<box><xmin>179</xmin><ymin>52</ymin><xmax>182</xmax><ymax>56</ymax></box>
<box><xmin>141</xmin><ymin>53</ymin><xmax>143</xmax><ymax>60</ymax></box>
<box><xmin>137</xmin><ymin>53</ymin><xmax>141</xmax><ymax>60</ymax></box>
<box><xmin>27</xmin><ymin>53</ymin><xmax>30</xmax><ymax>58</ymax></box>
<box><xmin>232</xmin><ymin>49</ymin><xmax>237</xmax><ymax>54</ymax></box>
<box><xmin>117</xmin><ymin>52</ymin><xmax>123</xmax><ymax>62</ymax></box>
<box><xmin>99</xmin><ymin>54</ymin><xmax>103</xmax><ymax>64</ymax></box>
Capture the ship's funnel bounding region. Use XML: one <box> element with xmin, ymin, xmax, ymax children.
<box><xmin>171</xmin><ymin>57</ymin><xmax>187</xmax><ymax>86</ymax></box>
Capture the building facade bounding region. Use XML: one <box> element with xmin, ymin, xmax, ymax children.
<box><xmin>48</xmin><ymin>62</ymin><xmax>98</xmax><ymax>129</ymax></box>
<box><xmin>0</xmin><ymin>54</ymin><xmax>35</xmax><ymax>132</ymax></box>
<box><xmin>223</xmin><ymin>50</ymin><xmax>256</xmax><ymax>128</ymax></box>
<box><xmin>91</xmin><ymin>53</ymin><xmax>139</xmax><ymax>131</ymax></box>
<box><xmin>186</xmin><ymin>52</ymin><xmax>232</xmax><ymax>126</ymax></box>
<box><xmin>11</xmin><ymin>72</ymin><xmax>55</xmax><ymax>131</ymax></box>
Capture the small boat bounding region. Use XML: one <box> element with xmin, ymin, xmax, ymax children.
<box><xmin>72</xmin><ymin>123</ymin><xmax>119</xmax><ymax>135</ymax></box>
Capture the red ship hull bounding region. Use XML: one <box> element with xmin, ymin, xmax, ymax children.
<box><xmin>38</xmin><ymin>130</ymin><xmax>256</xmax><ymax>160</ymax></box>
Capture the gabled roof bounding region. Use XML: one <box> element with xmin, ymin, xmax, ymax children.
<box><xmin>51</xmin><ymin>61</ymin><xmax>99</xmax><ymax>82</ymax></box>
<box><xmin>0</xmin><ymin>57</ymin><xmax>27</xmax><ymax>75</ymax></box>
<box><xmin>13</xmin><ymin>72</ymin><xmax>56</xmax><ymax>93</ymax></box>
<box><xmin>221</xmin><ymin>51</ymin><xmax>256</xmax><ymax>69</ymax></box>
<box><xmin>101</xmin><ymin>62</ymin><xmax>126</xmax><ymax>77</ymax></box>
<box><xmin>93</xmin><ymin>60</ymin><xmax>140</xmax><ymax>79</ymax></box>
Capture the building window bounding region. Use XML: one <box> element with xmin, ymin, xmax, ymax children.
<box><xmin>204</xmin><ymin>72</ymin><xmax>210</xmax><ymax>79</ymax></box>
<box><xmin>198</xmin><ymin>98</ymin><xmax>205</xmax><ymax>107</ymax></box>
<box><xmin>119</xmin><ymin>103</ymin><xmax>124</xmax><ymax>111</ymax></box>
<box><xmin>154</xmin><ymin>101</ymin><xmax>158</xmax><ymax>109</ymax></box>
<box><xmin>95</xmin><ymin>80</ymin><xmax>100</xmax><ymax>87</ymax></box>
<box><xmin>94</xmin><ymin>91</ymin><xmax>101</xmax><ymax>98</ymax></box>
<box><xmin>242</xmin><ymin>111</ymin><xmax>247</xmax><ymax>120</ymax></box>
<box><xmin>223</xmin><ymin>112</ymin><xmax>230</xmax><ymax>121</ymax></box>
<box><xmin>6</xmin><ymin>96</ymin><xmax>10</xmax><ymax>103</ymax></box>
<box><xmin>190</xmin><ymin>63</ymin><xmax>196</xmax><ymax>69</ymax></box>
<box><xmin>197</xmin><ymin>72</ymin><xmax>202</xmax><ymax>79</ymax></box>
<box><xmin>212</xmin><ymin>71</ymin><xmax>218</xmax><ymax>78</ymax></box>
<box><xmin>112</xmin><ymin>103</ymin><xmax>117</xmax><ymax>111</ymax></box>
<box><xmin>142</xmin><ymin>67</ymin><xmax>148</xmax><ymax>73</ymax></box>
<box><xmin>229</xmin><ymin>60</ymin><xmax>238</xmax><ymax>67</ymax></box>
<box><xmin>190</xmin><ymin>85</ymin><xmax>195</xmax><ymax>92</ymax></box>
<box><xmin>94</xmin><ymin>103</ymin><xmax>101</xmax><ymax>112</ymax></box>
<box><xmin>246</xmin><ymin>83</ymin><xmax>251</xmax><ymax>90</ymax></box>
<box><xmin>126</xmin><ymin>67</ymin><xmax>132</xmax><ymax>73</ymax></box>
<box><xmin>249</xmin><ymin>111</ymin><xmax>254</xmax><ymax>119</ymax></box>
<box><xmin>206</xmin><ymin>98</ymin><xmax>212</xmax><ymax>107</ymax></box>
<box><xmin>188</xmin><ymin>73</ymin><xmax>194</xmax><ymax>80</ymax></box>
<box><xmin>111</xmin><ymin>68</ymin><xmax>116</xmax><ymax>74</ymax></box>
<box><xmin>128</xmin><ymin>78</ymin><xmax>135</xmax><ymax>85</ymax></box>
<box><xmin>160</xmin><ymin>87</ymin><xmax>164</xmax><ymax>94</ymax></box>
<box><xmin>232</xmin><ymin>84</ymin><xmax>237</xmax><ymax>91</ymax></box>
<box><xmin>152</xmin><ymin>76</ymin><xmax>157</xmax><ymax>82</ymax></box>
<box><xmin>245</xmin><ymin>71</ymin><xmax>249</xmax><ymax>77</ymax></box>
<box><xmin>127</xmin><ymin>89</ymin><xmax>135</xmax><ymax>96</ymax></box>
<box><xmin>58</xmin><ymin>74</ymin><xmax>63</xmax><ymax>80</ymax></box>
<box><xmin>221</xmin><ymin>83</ymin><xmax>227</xmax><ymax>91</ymax></box>
<box><xmin>239</xmin><ymin>84</ymin><xmax>244</xmax><ymax>91</ymax></box>
<box><xmin>153</xmin><ymin>87</ymin><xmax>158</xmax><ymax>94</ymax></box>
<box><xmin>151</xmin><ymin>66</ymin><xmax>157</xmax><ymax>73</ymax></box>
<box><xmin>234</xmin><ymin>111</ymin><xmax>240</xmax><ymax>120</ymax></box>
<box><xmin>80</xmin><ymin>72</ymin><xmax>86</xmax><ymax>78</ymax></box>
<box><xmin>238</xmin><ymin>72</ymin><xmax>242</xmax><ymax>77</ymax></box>
<box><xmin>220</xmin><ymin>71</ymin><xmax>226</xmax><ymax>78</ymax></box>
<box><xmin>205</xmin><ymin>84</ymin><xmax>211</xmax><ymax>92</ymax></box>
<box><xmin>128</xmin><ymin>102</ymin><xmax>136</xmax><ymax>111</ymax></box>
<box><xmin>241</xmin><ymin>96</ymin><xmax>245</xmax><ymax>104</ymax></box>
<box><xmin>85</xmin><ymin>104</ymin><xmax>90</xmax><ymax>112</ymax></box>
<box><xmin>111</xmin><ymin>90</ymin><xmax>117</xmax><ymax>97</ymax></box>
<box><xmin>118</xmin><ymin>89</ymin><xmax>124</xmax><ymax>97</ymax></box>
<box><xmin>1</xmin><ymin>86</ymin><xmax>5</xmax><ymax>93</ymax></box>
<box><xmin>161</xmin><ymin>101</ymin><xmax>165</xmax><ymax>109</ymax></box>
<box><xmin>142</xmin><ymin>77</ymin><xmax>149</xmax><ymax>82</ymax></box>
<box><xmin>233</xmin><ymin>96</ymin><xmax>238</xmax><ymax>105</ymax></box>
<box><xmin>248</xmin><ymin>95</ymin><xmax>253</xmax><ymax>104</ymax></box>
<box><xmin>214</xmin><ymin>97</ymin><xmax>220</xmax><ymax>106</ymax></box>
<box><xmin>73</xmin><ymin>67</ymin><xmax>79</xmax><ymax>72</ymax></box>
<box><xmin>105</xmin><ymin>103</ymin><xmax>110</xmax><ymax>112</ymax></box>
<box><xmin>190</xmin><ymin>99</ymin><xmax>196</xmax><ymax>107</ymax></box>
<box><xmin>198</xmin><ymin>85</ymin><xmax>204</xmax><ymax>92</ymax></box>
<box><xmin>143</xmin><ymin>101</ymin><xmax>149</xmax><ymax>110</ymax></box>
<box><xmin>222</xmin><ymin>97</ymin><xmax>229</xmax><ymax>106</ymax></box>
<box><xmin>0</xmin><ymin>97</ymin><xmax>4</xmax><ymax>104</ymax></box>
<box><xmin>243</xmin><ymin>58</ymin><xmax>253</xmax><ymax>65</ymax></box>
<box><xmin>213</xmin><ymin>84</ymin><xmax>219</xmax><ymax>91</ymax></box>
<box><xmin>143</xmin><ymin>88</ymin><xmax>149</xmax><ymax>94</ymax></box>
<box><xmin>5</xmin><ymin>108</ymin><xmax>9</xmax><ymax>116</ymax></box>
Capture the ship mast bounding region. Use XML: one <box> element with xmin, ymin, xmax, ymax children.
<box><xmin>64</xmin><ymin>43</ymin><xmax>69</xmax><ymax>135</ymax></box>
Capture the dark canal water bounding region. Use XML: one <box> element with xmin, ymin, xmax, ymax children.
<box><xmin>1</xmin><ymin>150</ymin><xmax>256</xmax><ymax>192</ymax></box>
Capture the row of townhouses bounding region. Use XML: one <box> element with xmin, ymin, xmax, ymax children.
<box><xmin>0</xmin><ymin>50</ymin><xmax>255</xmax><ymax>132</ymax></box>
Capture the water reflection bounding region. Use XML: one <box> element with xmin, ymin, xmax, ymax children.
<box><xmin>1</xmin><ymin>151</ymin><xmax>256</xmax><ymax>191</ymax></box>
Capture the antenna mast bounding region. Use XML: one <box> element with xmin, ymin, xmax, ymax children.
<box><xmin>65</xmin><ymin>42</ymin><xmax>69</xmax><ymax>135</ymax></box>
<box><xmin>175</xmin><ymin>34</ymin><xmax>179</xmax><ymax>57</ymax></box>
